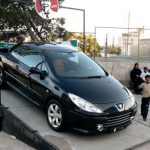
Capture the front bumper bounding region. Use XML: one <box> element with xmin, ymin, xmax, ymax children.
<box><xmin>67</xmin><ymin>104</ymin><xmax>137</xmax><ymax>133</ymax></box>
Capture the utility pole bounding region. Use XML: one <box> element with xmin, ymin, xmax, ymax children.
<box><xmin>94</xmin><ymin>27</ymin><xmax>97</xmax><ymax>60</ymax></box>
<box><xmin>105</xmin><ymin>34</ymin><xmax>108</xmax><ymax>61</ymax></box>
<box><xmin>126</xmin><ymin>12</ymin><xmax>130</xmax><ymax>55</ymax></box>
<box><xmin>137</xmin><ymin>28</ymin><xmax>141</xmax><ymax>63</ymax></box>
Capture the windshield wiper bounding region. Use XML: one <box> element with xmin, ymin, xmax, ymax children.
<box><xmin>80</xmin><ymin>75</ymin><xmax>105</xmax><ymax>79</ymax></box>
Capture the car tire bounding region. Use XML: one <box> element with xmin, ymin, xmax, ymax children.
<box><xmin>0</xmin><ymin>67</ymin><xmax>5</xmax><ymax>88</ymax></box>
<box><xmin>46</xmin><ymin>100</ymin><xmax>66</xmax><ymax>131</ymax></box>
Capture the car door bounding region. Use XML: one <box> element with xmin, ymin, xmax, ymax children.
<box><xmin>4</xmin><ymin>46</ymin><xmax>29</xmax><ymax>90</ymax></box>
<box><xmin>6</xmin><ymin>45</ymin><xmax>46</xmax><ymax>105</ymax></box>
<box><xmin>29</xmin><ymin>61</ymin><xmax>50</xmax><ymax>105</ymax></box>
<box><xmin>16</xmin><ymin>45</ymin><xmax>48</xmax><ymax>105</ymax></box>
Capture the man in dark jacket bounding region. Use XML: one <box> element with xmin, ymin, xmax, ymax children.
<box><xmin>130</xmin><ymin>63</ymin><xmax>143</xmax><ymax>94</ymax></box>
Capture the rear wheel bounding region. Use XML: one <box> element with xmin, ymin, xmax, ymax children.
<box><xmin>46</xmin><ymin>100</ymin><xmax>66</xmax><ymax>131</ymax></box>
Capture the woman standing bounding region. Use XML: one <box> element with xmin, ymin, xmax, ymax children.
<box><xmin>130</xmin><ymin>63</ymin><xmax>143</xmax><ymax>94</ymax></box>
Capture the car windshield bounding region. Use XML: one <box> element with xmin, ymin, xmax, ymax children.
<box><xmin>45</xmin><ymin>51</ymin><xmax>107</xmax><ymax>78</ymax></box>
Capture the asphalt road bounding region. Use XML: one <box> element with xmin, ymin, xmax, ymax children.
<box><xmin>1</xmin><ymin>88</ymin><xmax>150</xmax><ymax>150</ymax></box>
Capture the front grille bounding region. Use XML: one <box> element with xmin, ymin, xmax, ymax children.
<box><xmin>104</xmin><ymin>112</ymin><xmax>132</xmax><ymax>128</ymax></box>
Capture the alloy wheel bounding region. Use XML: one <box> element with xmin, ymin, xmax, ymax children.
<box><xmin>48</xmin><ymin>103</ymin><xmax>62</xmax><ymax>128</ymax></box>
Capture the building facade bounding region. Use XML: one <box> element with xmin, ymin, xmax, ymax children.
<box><xmin>118</xmin><ymin>32</ymin><xmax>138</xmax><ymax>55</ymax></box>
<box><xmin>130</xmin><ymin>38</ymin><xmax>150</xmax><ymax>58</ymax></box>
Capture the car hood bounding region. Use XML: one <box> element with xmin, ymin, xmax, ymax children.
<box><xmin>57</xmin><ymin>75</ymin><xmax>130</xmax><ymax>104</ymax></box>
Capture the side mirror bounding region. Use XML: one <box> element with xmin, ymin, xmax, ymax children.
<box><xmin>41</xmin><ymin>70</ymin><xmax>48</xmax><ymax>77</ymax></box>
<box><xmin>40</xmin><ymin>70</ymin><xmax>48</xmax><ymax>80</ymax></box>
<box><xmin>29</xmin><ymin>67</ymin><xmax>41</xmax><ymax>74</ymax></box>
<box><xmin>29</xmin><ymin>67</ymin><xmax>48</xmax><ymax>79</ymax></box>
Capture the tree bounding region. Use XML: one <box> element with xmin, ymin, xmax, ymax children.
<box><xmin>64</xmin><ymin>32</ymin><xmax>101</xmax><ymax>56</ymax></box>
<box><xmin>107</xmin><ymin>46</ymin><xmax>121</xmax><ymax>55</ymax></box>
<box><xmin>0</xmin><ymin>0</ymin><xmax>67</xmax><ymax>42</ymax></box>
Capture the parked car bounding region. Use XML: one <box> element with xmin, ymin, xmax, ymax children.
<box><xmin>0</xmin><ymin>43</ymin><xmax>137</xmax><ymax>133</ymax></box>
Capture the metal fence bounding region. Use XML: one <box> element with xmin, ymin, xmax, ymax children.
<box><xmin>94</xmin><ymin>27</ymin><xmax>150</xmax><ymax>63</ymax></box>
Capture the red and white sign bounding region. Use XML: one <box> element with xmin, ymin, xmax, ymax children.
<box><xmin>35</xmin><ymin>0</ymin><xmax>59</xmax><ymax>19</ymax></box>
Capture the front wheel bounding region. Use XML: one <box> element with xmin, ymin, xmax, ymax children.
<box><xmin>46</xmin><ymin>100</ymin><xmax>66</xmax><ymax>131</ymax></box>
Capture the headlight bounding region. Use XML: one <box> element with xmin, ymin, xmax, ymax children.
<box><xmin>126</xmin><ymin>88</ymin><xmax>136</xmax><ymax>106</ymax></box>
<box><xmin>68</xmin><ymin>93</ymin><xmax>103</xmax><ymax>113</ymax></box>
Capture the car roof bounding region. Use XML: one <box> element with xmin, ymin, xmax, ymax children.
<box><xmin>20</xmin><ymin>42</ymin><xmax>78</xmax><ymax>53</ymax></box>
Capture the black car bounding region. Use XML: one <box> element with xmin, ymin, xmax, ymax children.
<box><xmin>0</xmin><ymin>43</ymin><xmax>137</xmax><ymax>133</ymax></box>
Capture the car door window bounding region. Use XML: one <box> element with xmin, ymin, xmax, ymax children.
<box><xmin>17</xmin><ymin>46</ymin><xmax>43</xmax><ymax>68</ymax></box>
<box><xmin>11</xmin><ymin>47</ymin><xmax>21</xmax><ymax>60</ymax></box>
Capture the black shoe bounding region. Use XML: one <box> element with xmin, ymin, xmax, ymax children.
<box><xmin>143</xmin><ymin>118</ymin><xmax>147</xmax><ymax>121</ymax></box>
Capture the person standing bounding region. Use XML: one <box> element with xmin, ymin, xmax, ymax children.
<box><xmin>140</xmin><ymin>67</ymin><xmax>150</xmax><ymax>81</ymax></box>
<box><xmin>130</xmin><ymin>63</ymin><xmax>143</xmax><ymax>94</ymax></box>
<box><xmin>139</xmin><ymin>75</ymin><xmax>150</xmax><ymax>121</ymax></box>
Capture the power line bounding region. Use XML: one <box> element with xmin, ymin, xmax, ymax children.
<box><xmin>95</xmin><ymin>26</ymin><xmax>150</xmax><ymax>30</ymax></box>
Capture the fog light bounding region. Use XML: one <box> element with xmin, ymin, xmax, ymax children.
<box><xmin>97</xmin><ymin>124</ymin><xmax>103</xmax><ymax>132</ymax></box>
<box><xmin>113</xmin><ymin>128</ymin><xmax>117</xmax><ymax>132</ymax></box>
<box><xmin>131</xmin><ymin>116</ymin><xmax>134</xmax><ymax>120</ymax></box>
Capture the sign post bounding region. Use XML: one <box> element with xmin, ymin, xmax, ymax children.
<box><xmin>60</xmin><ymin>6</ymin><xmax>86</xmax><ymax>53</ymax></box>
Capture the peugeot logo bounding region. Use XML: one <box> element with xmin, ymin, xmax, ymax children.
<box><xmin>116</xmin><ymin>103</ymin><xmax>124</xmax><ymax>111</ymax></box>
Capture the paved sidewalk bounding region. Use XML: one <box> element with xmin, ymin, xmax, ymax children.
<box><xmin>135</xmin><ymin>143</ymin><xmax>150</xmax><ymax>150</ymax></box>
<box><xmin>134</xmin><ymin>94</ymin><xmax>150</xmax><ymax>126</ymax></box>
<box><xmin>0</xmin><ymin>132</ymin><xmax>35</xmax><ymax>150</ymax></box>
<box><xmin>1</xmin><ymin>89</ymin><xmax>150</xmax><ymax>150</ymax></box>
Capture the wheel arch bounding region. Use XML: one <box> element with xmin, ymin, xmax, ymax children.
<box><xmin>44</xmin><ymin>94</ymin><xmax>64</xmax><ymax>112</ymax></box>
<box><xmin>45</xmin><ymin>95</ymin><xmax>67</xmax><ymax>131</ymax></box>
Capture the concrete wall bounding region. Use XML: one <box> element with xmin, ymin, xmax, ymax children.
<box><xmin>96</xmin><ymin>61</ymin><xmax>150</xmax><ymax>88</ymax></box>
<box><xmin>131</xmin><ymin>45</ymin><xmax>150</xmax><ymax>58</ymax></box>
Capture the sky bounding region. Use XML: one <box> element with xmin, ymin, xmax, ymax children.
<box><xmin>55</xmin><ymin>0</ymin><xmax>150</xmax><ymax>46</ymax></box>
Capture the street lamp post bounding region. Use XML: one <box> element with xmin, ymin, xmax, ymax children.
<box><xmin>60</xmin><ymin>6</ymin><xmax>86</xmax><ymax>53</ymax></box>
